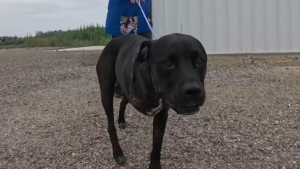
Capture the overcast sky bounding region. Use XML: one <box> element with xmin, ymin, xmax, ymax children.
<box><xmin>0</xmin><ymin>0</ymin><xmax>109</xmax><ymax>36</ymax></box>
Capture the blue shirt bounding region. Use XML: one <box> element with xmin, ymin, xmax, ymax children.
<box><xmin>105</xmin><ymin>0</ymin><xmax>151</xmax><ymax>36</ymax></box>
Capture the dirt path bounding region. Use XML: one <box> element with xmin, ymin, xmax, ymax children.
<box><xmin>0</xmin><ymin>48</ymin><xmax>299</xmax><ymax>169</ymax></box>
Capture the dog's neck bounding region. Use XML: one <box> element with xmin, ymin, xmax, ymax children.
<box><xmin>129</xmin><ymin>60</ymin><xmax>160</xmax><ymax>106</ymax></box>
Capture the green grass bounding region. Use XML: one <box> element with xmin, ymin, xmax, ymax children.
<box><xmin>0</xmin><ymin>45</ymin><xmax>19</xmax><ymax>49</ymax></box>
<box><xmin>0</xmin><ymin>45</ymin><xmax>23</xmax><ymax>49</ymax></box>
<box><xmin>0</xmin><ymin>24</ymin><xmax>111</xmax><ymax>48</ymax></box>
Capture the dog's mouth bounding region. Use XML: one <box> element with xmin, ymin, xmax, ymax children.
<box><xmin>163</xmin><ymin>100</ymin><xmax>202</xmax><ymax>115</ymax></box>
<box><xmin>172</xmin><ymin>105</ymin><xmax>200</xmax><ymax>115</ymax></box>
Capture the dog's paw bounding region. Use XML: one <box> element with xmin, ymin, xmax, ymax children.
<box><xmin>118</xmin><ymin>122</ymin><xmax>127</xmax><ymax>130</ymax></box>
<box><xmin>149</xmin><ymin>162</ymin><xmax>162</xmax><ymax>169</ymax></box>
<box><xmin>114</xmin><ymin>155</ymin><xmax>126</xmax><ymax>165</ymax></box>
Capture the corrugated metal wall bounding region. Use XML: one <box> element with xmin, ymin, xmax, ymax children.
<box><xmin>152</xmin><ymin>0</ymin><xmax>300</xmax><ymax>54</ymax></box>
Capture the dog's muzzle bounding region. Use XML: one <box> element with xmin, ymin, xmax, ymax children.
<box><xmin>172</xmin><ymin>105</ymin><xmax>200</xmax><ymax>115</ymax></box>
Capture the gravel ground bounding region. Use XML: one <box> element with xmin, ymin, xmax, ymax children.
<box><xmin>0</xmin><ymin>48</ymin><xmax>299</xmax><ymax>169</ymax></box>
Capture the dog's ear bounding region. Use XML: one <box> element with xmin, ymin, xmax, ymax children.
<box><xmin>136</xmin><ymin>40</ymin><xmax>156</xmax><ymax>63</ymax></box>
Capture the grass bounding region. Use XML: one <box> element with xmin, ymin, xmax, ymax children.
<box><xmin>0</xmin><ymin>45</ymin><xmax>19</xmax><ymax>49</ymax></box>
<box><xmin>0</xmin><ymin>24</ymin><xmax>111</xmax><ymax>48</ymax></box>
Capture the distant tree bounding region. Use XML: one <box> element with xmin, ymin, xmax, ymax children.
<box><xmin>36</xmin><ymin>31</ymin><xmax>43</xmax><ymax>37</ymax></box>
<box><xmin>0</xmin><ymin>37</ymin><xmax>5</xmax><ymax>42</ymax></box>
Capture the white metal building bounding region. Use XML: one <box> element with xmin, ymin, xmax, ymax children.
<box><xmin>152</xmin><ymin>0</ymin><xmax>300</xmax><ymax>54</ymax></box>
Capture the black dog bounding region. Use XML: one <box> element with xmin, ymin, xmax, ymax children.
<box><xmin>96</xmin><ymin>33</ymin><xmax>207</xmax><ymax>169</ymax></box>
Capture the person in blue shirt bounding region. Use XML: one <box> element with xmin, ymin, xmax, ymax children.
<box><xmin>105</xmin><ymin>0</ymin><xmax>153</xmax><ymax>98</ymax></box>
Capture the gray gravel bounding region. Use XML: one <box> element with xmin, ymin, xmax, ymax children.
<box><xmin>0</xmin><ymin>48</ymin><xmax>300</xmax><ymax>169</ymax></box>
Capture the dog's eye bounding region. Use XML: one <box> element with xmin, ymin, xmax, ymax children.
<box><xmin>196</xmin><ymin>59</ymin><xmax>204</xmax><ymax>66</ymax></box>
<box><xmin>164</xmin><ymin>60</ymin><xmax>173</xmax><ymax>67</ymax></box>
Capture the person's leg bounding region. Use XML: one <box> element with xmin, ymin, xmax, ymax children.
<box><xmin>111</xmin><ymin>35</ymin><xmax>124</xmax><ymax>98</ymax></box>
<box><xmin>139</xmin><ymin>30</ymin><xmax>153</xmax><ymax>40</ymax></box>
<box><xmin>114</xmin><ymin>81</ymin><xmax>123</xmax><ymax>98</ymax></box>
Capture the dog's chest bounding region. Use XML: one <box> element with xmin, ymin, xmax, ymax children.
<box><xmin>130</xmin><ymin>98</ymin><xmax>163</xmax><ymax>116</ymax></box>
<box><xmin>145</xmin><ymin>99</ymin><xmax>163</xmax><ymax>116</ymax></box>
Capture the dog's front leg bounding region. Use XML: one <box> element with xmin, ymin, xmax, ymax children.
<box><xmin>149</xmin><ymin>109</ymin><xmax>168</xmax><ymax>169</ymax></box>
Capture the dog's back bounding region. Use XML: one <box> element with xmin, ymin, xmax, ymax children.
<box><xmin>96</xmin><ymin>34</ymin><xmax>147</xmax><ymax>70</ymax></box>
<box><xmin>96</xmin><ymin>34</ymin><xmax>150</xmax><ymax>96</ymax></box>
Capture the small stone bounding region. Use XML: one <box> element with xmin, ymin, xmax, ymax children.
<box><xmin>275</xmin><ymin>121</ymin><xmax>279</xmax><ymax>125</ymax></box>
<box><xmin>294</xmin><ymin>141</ymin><xmax>300</xmax><ymax>147</ymax></box>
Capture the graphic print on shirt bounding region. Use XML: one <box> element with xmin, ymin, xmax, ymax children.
<box><xmin>120</xmin><ymin>16</ymin><xmax>138</xmax><ymax>35</ymax></box>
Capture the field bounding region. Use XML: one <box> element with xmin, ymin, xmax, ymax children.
<box><xmin>0</xmin><ymin>24</ymin><xmax>111</xmax><ymax>49</ymax></box>
<box><xmin>0</xmin><ymin>48</ymin><xmax>299</xmax><ymax>169</ymax></box>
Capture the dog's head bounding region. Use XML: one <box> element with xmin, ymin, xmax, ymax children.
<box><xmin>136</xmin><ymin>33</ymin><xmax>207</xmax><ymax>115</ymax></box>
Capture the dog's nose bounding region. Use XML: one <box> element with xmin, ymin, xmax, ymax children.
<box><xmin>184</xmin><ymin>85</ymin><xmax>201</xmax><ymax>97</ymax></box>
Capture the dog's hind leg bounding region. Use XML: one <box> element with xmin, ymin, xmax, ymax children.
<box><xmin>118</xmin><ymin>97</ymin><xmax>128</xmax><ymax>129</ymax></box>
<box><xmin>96</xmin><ymin>49</ymin><xmax>126</xmax><ymax>165</ymax></box>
